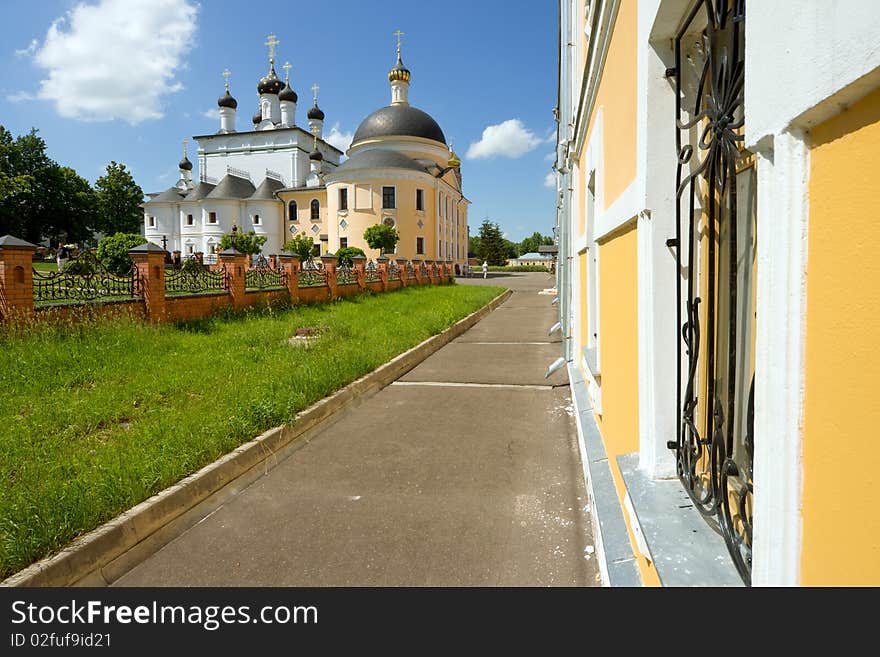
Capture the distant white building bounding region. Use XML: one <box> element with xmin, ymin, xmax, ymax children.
<box><xmin>508</xmin><ymin>252</ymin><xmax>554</xmax><ymax>267</ymax></box>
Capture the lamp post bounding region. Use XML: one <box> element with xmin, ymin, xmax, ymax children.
<box><xmin>161</xmin><ymin>235</ymin><xmax>168</xmax><ymax>251</ymax></box>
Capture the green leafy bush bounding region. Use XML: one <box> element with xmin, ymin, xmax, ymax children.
<box><xmin>335</xmin><ymin>246</ymin><xmax>366</xmax><ymax>267</ymax></box>
<box><xmin>96</xmin><ymin>232</ymin><xmax>147</xmax><ymax>274</ymax></box>
<box><xmin>283</xmin><ymin>234</ymin><xmax>316</xmax><ymax>261</ymax></box>
<box><xmin>219</xmin><ymin>230</ymin><xmax>267</xmax><ymax>255</ymax></box>
<box><xmin>363</xmin><ymin>223</ymin><xmax>400</xmax><ymax>254</ymax></box>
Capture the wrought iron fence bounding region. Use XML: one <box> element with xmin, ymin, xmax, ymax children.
<box><xmin>299</xmin><ymin>259</ymin><xmax>327</xmax><ymax>287</ymax></box>
<box><xmin>165</xmin><ymin>258</ymin><xmax>228</xmax><ymax>295</ymax></box>
<box><xmin>336</xmin><ymin>262</ymin><xmax>358</xmax><ymax>286</ymax></box>
<box><xmin>388</xmin><ymin>260</ymin><xmax>400</xmax><ymax>281</ymax></box>
<box><xmin>406</xmin><ymin>261</ymin><xmax>416</xmax><ymax>279</ymax></box>
<box><xmin>365</xmin><ymin>260</ymin><xmax>382</xmax><ymax>284</ymax></box>
<box><xmin>245</xmin><ymin>255</ymin><xmax>287</xmax><ymax>290</ymax></box>
<box><xmin>420</xmin><ymin>261</ymin><xmax>428</xmax><ymax>277</ymax></box>
<box><xmin>32</xmin><ymin>251</ymin><xmax>140</xmax><ymax>304</ymax></box>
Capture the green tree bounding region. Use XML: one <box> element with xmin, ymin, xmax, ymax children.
<box><xmin>51</xmin><ymin>166</ymin><xmax>99</xmax><ymax>243</ymax></box>
<box><xmin>0</xmin><ymin>126</ymin><xmax>103</xmax><ymax>244</ymax></box>
<box><xmin>94</xmin><ymin>161</ymin><xmax>144</xmax><ymax>235</ymax></box>
<box><xmin>219</xmin><ymin>230</ymin><xmax>267</xmax><ymax>255</ymax></box>
<box><xmin>0</xmin><ymin>127</ymin><xmax>56</xmax><ymax>242</ymax></box>
<box><xmin>477</xmin><ymin>219</ymin><xmax>508</xmax><ymax>265</ymax></box>
<box><xmin>468</xmin><ymin>235</ymin><xmax>481</xmax><ymax>258</ymax></box>
<box><xmin>96</xmin><ymin>233</ymin><xmax>147</xmax><ymax>275</ymax></box>
<box><xmin>283</xmin><ymin>233</ymin><xmax>316</xmax><ymax>261</ymax></box>
<box><xmin>335</xmin><ymin>246</ymin><xmax>366</xmax><ymax>266</ymax></box>
<box><xmin>363</xmin><ymin>223</ymin><xmax>400</xmax><ymax>255</ymax></box>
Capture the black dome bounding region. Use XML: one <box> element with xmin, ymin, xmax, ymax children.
<box><xmin>257</xmin><ymin>66</ymin><xmax>284</xmax><ymax>95</ymax></box>
<box><xmin>178</xmin><ymin>157</ymin><xmax>193</xmax><ymax>171</ymax></box>
<box><xmin>309</xmin><ymin>149</ymin><xmax>323</xmax><ymax>161</ymax></box>
<box><xmin>218</xmin><ymin>91</ymin><xmax>237</xmax><ymax>109</ymax></box>
<box><xmin>252</xmin><ymin>108</ymin><xmax>262</xmax><ymax>125</ymax></box>
<box><xmin>279</xmin><ymin>83</ymin><xmax>298</xmax><ymax>103</ymax></box>
<box><xmin>307</xmin><ymin>103</ymin><xmax>324</xmax><ymax>121</ymax></box>
<box><xmin>352</xmin><ymin>105</ymin><xmax>446</xmax><ymax>145</ymax></box>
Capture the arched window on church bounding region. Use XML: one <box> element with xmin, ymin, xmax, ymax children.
<box><xmin>289</xmin><ymin>200</ymin><xmax>298</xmax><ymax>222</ymax></box>
<box><xmin>310</xmin><ymin>199</ymin><xmax>320</xmax><ymax>222</ymax></box>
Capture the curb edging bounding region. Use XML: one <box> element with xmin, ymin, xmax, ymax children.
<box><xmin>2</xmin><ymin>287</ymin><xmax>513</xmax><ymax>588</ymax></box>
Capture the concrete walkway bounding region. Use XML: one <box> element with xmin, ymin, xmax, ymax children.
<box><xmin>116</xmin><ymin>272</ymin><xmax>599</xmax><ymax>586</ymax></box>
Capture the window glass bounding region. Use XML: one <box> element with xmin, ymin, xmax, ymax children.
<box><xmin>289</xmin><ymin>200</ymin><xmax>298</xmax><ymax>221</ymax></box>
<box><xmin>339</xmin><ymin>188</ymin><xmax>348</xmax><ymax>211</ymax></box>
<box><xmin>310</xmin><ymin>199</ymin><xmax>320</xmax><ymax>221</ymax></box>
<box><xmin>382</xmin><ymin>186</ymin><xmax>396</xmax><ymax>209</ymax></box>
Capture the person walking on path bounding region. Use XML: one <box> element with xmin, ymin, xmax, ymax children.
<box><xmin>56</xmin><ymin>245</ymin><xmax>70</xmax><ymax>271</ymax></box>
<box><xmin>482</xmin><ymin>261</ymin><xmax>488</xmax><ymax>279</ymax></box>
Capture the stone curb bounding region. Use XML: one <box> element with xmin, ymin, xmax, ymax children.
<box><xmin>2</xmin><ymin>287</ymin><xmax>513</xmax><ymax>587</ymax></box>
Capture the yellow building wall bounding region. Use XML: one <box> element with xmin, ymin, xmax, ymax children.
<box><xmin>577</xmin><ymin>0</ymin><xmax>638</xmax><ymax>240</ymax></box>
<box><xmin>278</xmin><ymin>189</ymin><xmax>328</xmax><ymax>253</ymax></box>
<box><xmin>324</xmin><ymin>177</ymin><xmax>467</xmax><ymax>262</ymax></box>
<box><xmin>801</xmin><ymin>87</ymin><xmax>880</xmax><ymax>585</ymax></box>
<box><xmin>593</xmin><ymin>221</ymin><xmax>659</xmax><ymax>586</ymax></box>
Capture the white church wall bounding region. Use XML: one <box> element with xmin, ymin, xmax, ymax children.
<box><xmin>244</xmin><ymin>201</ymin><xmax>284</xmax><ymax>254</ymax></box>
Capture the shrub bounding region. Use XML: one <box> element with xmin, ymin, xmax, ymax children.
<box><xmin>219</xmin><ymin>230</ymin><xmax>267</xmax><ymax>255</ymax></box>
<box><xmin>363</xmin><ymin>223</ymin><xmax>400</xmax><ymax>255</ymax></box>
<box><xmin>96</xmin><ymin>233</ymin><xmax>147</xmax><ymax>274</ymax></box>
<box><xmin>335</xmin><ymin>246</ymin><xmax>366</xmax><ymax>267</ymax></box>
<box><xmin>283</xmin><ymin>234</ymin><xmax>315</xmax><ymax>261</ymax></box>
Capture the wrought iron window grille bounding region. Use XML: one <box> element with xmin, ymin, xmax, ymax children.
<box><xmin>670</xmin><ymin>0</ymin><xmax>753</xmax><ymax>585</ymax></box>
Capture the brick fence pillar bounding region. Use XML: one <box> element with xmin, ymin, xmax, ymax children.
<box><xmin>0</xmin><ymin>235</ymin><xmax>37</xmax><ymax>322</ymax></box>
<box><xmin>424</xmin><ymin>259</ymin><xmax>435</xmax><ymax>285</ymax></box>
<box><xmin>321</xmin><ymin>254</ymin><xmax>338</xmax><ymax>300</ymax></box>
<box><xmin>445</xmin><ymin>260</ymin><xmax>453</xmax><ymax>283</ymax></box>
<box><xmin>129</xmin><ymin>241</ymin><xmax>168</xmax><ymax>323</ymax></box>
<box><xmin>395</xmin><ymin>258</ymin><xmax>408</xmax><ymax>288</ymax></box>
<box><xmin>377</xmin><ymin>256</ymin><xmax>389</xmax><ymax>292</ymax></box>
<box><xmin>352</xmin><ymin>255</ymin><xmax>367</xmax><ymax>291</ymax></box>
<box><xmin>219</xmin><ymin>248</ymin><xmax>247</xmax><ymax>311</ymax></box>
<box><xmin>279</xmin><ymin>253</ymin><xmax>301</xmax><ymax>305</ymax></box>
<box><xmin>411</xmin><ymin>258</ymin><xmax>422</xmax><ymax>285</ymax></box>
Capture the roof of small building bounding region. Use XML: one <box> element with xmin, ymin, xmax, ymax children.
<box><xmin>206</xmin><ymin>174</ymin><xmax>256</xmax><ymax>200</ymax></box>
<box><xmin>249</xmin><ymin>177</ymin><xmax>285</xmax><ymax>201</ymax></box>
<box><xmin>515</xmin><ymin>252</ymin><xmax>554</xmax><ymax>260</ymax></box>
<box><xmin>183</xmin><ymin>181</ymin><xmax>217</xmax><ymax>201</ymax></box>
<box><xmin>145</xmin><ymin>187</ymin><xmax>187</xmax><ymax>203</ymax></box>
<box><xmin>334</xmin><ymin>149</ymin><xmax>427</xmax><ymax>173</ymax></box>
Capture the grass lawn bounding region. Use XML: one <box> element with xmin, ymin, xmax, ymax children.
<box><xmin>0</xmin><ymin>283</ymin><xmax>505</xmax><ymax>578</ymax></box>
<box><xmin>32</xmin><ymin>262</ymin><xmax>59</xmax><ymax>272</ymax></box>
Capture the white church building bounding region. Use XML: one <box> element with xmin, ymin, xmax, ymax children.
<box><xmin>143</xmin><ymin>35</ymin><xmax>342</xmax><ymax>258</ymax></box>
<box><xmin>143</xmin><ymin>33</ymin><xmax>469</xmax><ymax>266</ymax></box>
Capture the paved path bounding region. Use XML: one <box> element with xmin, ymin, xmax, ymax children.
<box><xmin>116</xmin><ymin>272</ymin><xmax>599</xmax><ymax>586</ymax></box>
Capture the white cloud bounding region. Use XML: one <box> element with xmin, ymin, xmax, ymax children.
<box><xmin>20</xmin><ymin>0</ymin><xmax>198</xmax><ymax>124</ymax></box>
<box><xmin>201</xmin><ymin>108</ymin><xmax>218</xmax><ymax>120</ymax></box>
<box><xmin>544</xmin><ymin>172</ymin><xmax>557</xmax><ymax>189</ymax></box>
<box><xmin>15</xmin><ymin>39</ymin><xmax>39</xmax><ymax>58</ymax></box>
<box><xmin>466</xmin><ymin>119</ymin><xmax>543</xmax><ymax>160</ymax></box>
<box><xmin>544</xmin><ymin>151</ymin><xmax>556</xmax><ymax>162</ymax></box>
<box><xmin>324</xmin><ymin>122</ymin><xmax>353</xmax><ymax>153</ymax></box>
<box><xmin>6</xmin><ymin>91</ymin><xmax>37</xmax><ymax>103</ymax></box>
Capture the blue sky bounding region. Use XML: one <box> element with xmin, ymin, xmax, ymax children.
<box><xmin>0</xmin><ymin>0</ymin><xmax>558</xmax><ymax>242</ymax></box>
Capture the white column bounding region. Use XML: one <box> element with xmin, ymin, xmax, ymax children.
<box><xmin>750</xmin><ymin>130</ymin><xmax>808</xmax><ymax>587</ymax></box>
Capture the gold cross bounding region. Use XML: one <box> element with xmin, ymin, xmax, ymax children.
<box><xmin>282</xmin><ymin>61</ymin><xmax>292</xmax><ymax>82</ymax></box>
<box><xmin>264</xmin><ymin>33</ymin><xmax>280</xmax><ymax>63</ymax></box>
<box><xmin>222</xmin><ymin>68</ymin><xmax>231</xmax><ymax>90</ymax></box>
<box><xmin>182</xmin><ymin>138</ymin><xmax>188</xmax><ymax>157</ymax></box>
<box><xmin>311</xmin><ymin>83</ymin><xmax>319</xmax><ymax>102</ymax></box>
<box><xmin>394</xmin><ymin>29</ymin><xmax>404</xmax><ymax>51</ymax></box>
